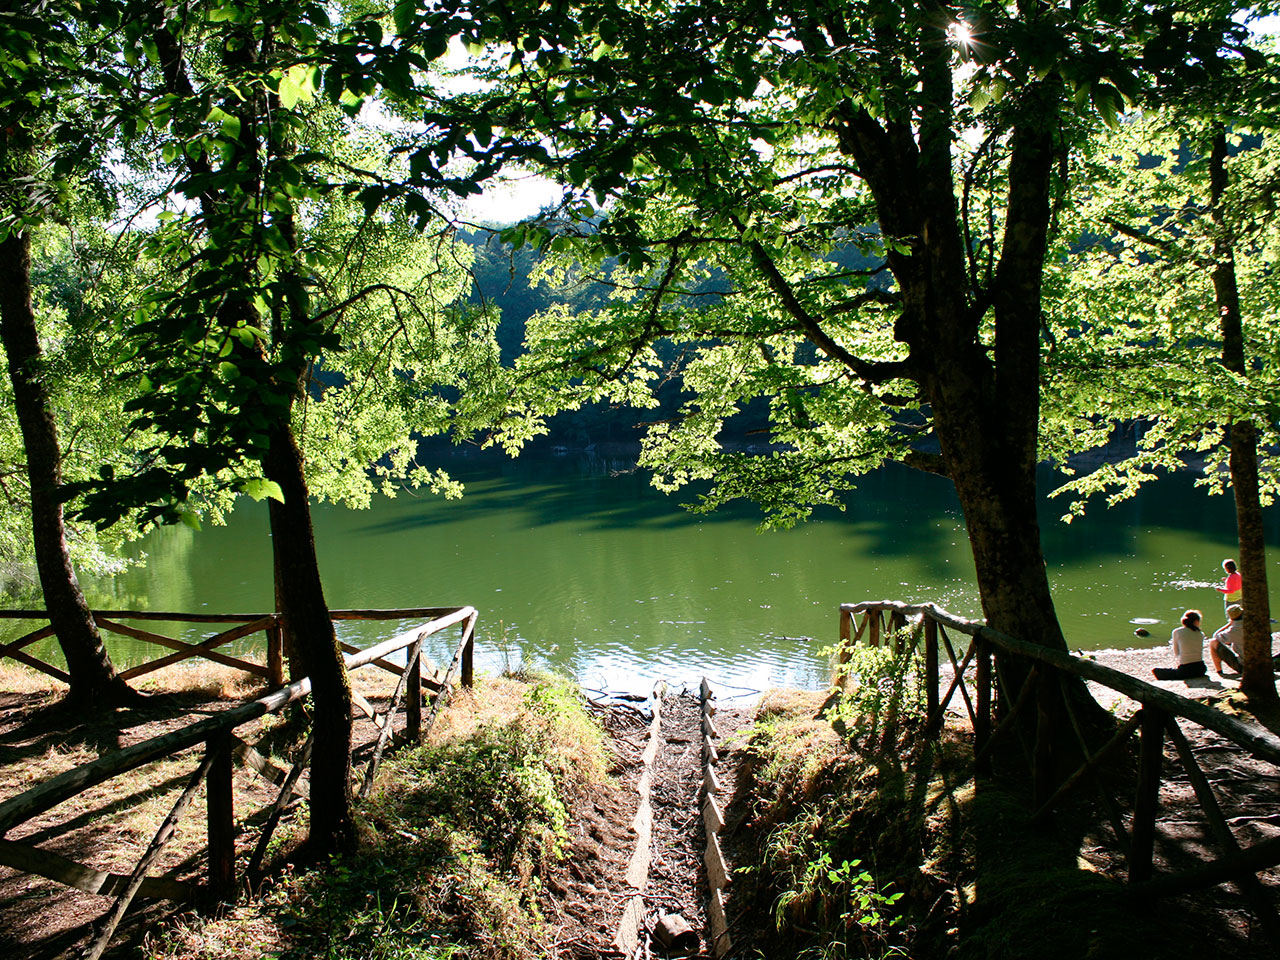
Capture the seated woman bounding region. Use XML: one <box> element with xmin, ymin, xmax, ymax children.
<box><xmin>1210</xmin><ymin>604</ymin><xmax>1244</xmax><ymax>674</ymax></box>
<box><xmin>1153</xmin><ymin>609</ymin><xmax>1207</xmax><ymax>681</ymax></box>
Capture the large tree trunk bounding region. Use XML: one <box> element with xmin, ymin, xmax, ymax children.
<box><xmin>840</xmin><ymin>38</ymin><xmax>1074</xmax><ymax>658</ymax></box>
<box><xmin>0</xmin><ymin>230</ymin><xmax>138</xmax><ymax>708</ymax></box>
<box><xmin>263</xmin><ymin>423</ymin><xmax>356</xmax><ymax>853</ymax></box>
<box><xmin>1210</xmin><ymin>129</ymin><xmax>1277</xmax><ymax>705</ymax></box>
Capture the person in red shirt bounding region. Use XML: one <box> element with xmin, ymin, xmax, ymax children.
<box><xmin>1216</xmin><ymin>559</ymin><xmax>1242</xmax><ymax>617</ymax></box>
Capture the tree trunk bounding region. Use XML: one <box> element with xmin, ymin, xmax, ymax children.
<box><xmin>0</xmin><ymin>230</ymin><xmax>138</xmax><ymax>708</ymax></box>
<box><xmin>1210</xmin><ymin>129</ymin><xmax>1277</xmax><ymax>704</ymax></box>
<box><xmin>263</xmin><ymin>416</ymin><xmax>355</xmax><ymax>854</ymax></box>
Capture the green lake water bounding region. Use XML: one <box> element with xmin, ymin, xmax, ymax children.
<box><xmin>20</xmin><ymin>453</ymin><xmax>1280</xmax><ymax>697</ymax></box>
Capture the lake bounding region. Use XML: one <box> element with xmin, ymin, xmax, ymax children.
<box><xmin>30</xmin><ymin>451</ymin><xmax>1280</xmax><ymax>697</ymax></box>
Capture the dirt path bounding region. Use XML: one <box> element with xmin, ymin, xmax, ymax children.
<box><xmin>544</xmin><ymin>683</ymin><xmax>754</xmax><ymax>960</ymax></box>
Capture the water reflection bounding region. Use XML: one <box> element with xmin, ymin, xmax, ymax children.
<box><xmin>10</xmin><ymin>454</ymin><xmax>1275</xmax><ymax>695</ymax></box>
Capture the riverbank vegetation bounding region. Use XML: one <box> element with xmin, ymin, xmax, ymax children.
<box><xmin>0</xmin><ymin>664</ymin><xmax>609</xmax><ymax>960</ymax></box>
<box><xmin>730</xmin><ymin>649</ymin><xmax>1265</xmax><ymax>960</ymax></box>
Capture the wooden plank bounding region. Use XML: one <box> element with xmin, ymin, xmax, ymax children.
<box><xmin>612</xmin><ymin>895</ymin><xmax>646</xmax><ymax>958</ymax></box>
<box><xmin>1031</xmin><ymin>712</ymin><xmax>1142</xmax><ymax>826</ymax></box>
<box><xmin>231</xmin><ymin>736</ymin><xmax>290</xmax><ymax>789</ymax></box>
<box><xmin>118</xmin><ymin>621</ymin><xmax>274</xmax><ymax>681</ymax></box>
<box><xmin>973</xmin><ymin>665</ymin><xmax>1040</xmax><ymax>770</ymax></box>
<box><xmin>926</xmin><ymin>629</ymin><xmax>979</xmax><ymax>733</ymax></box>
<box><xmin>702</xmin><ymin>766</ymin><xmax>722</xmax><ymax>796</ymax></box>
<box><xmin>0</xmin><ymin>610</ymin><xmax>270</xmax><ymax>623</ymax></box>
<box><xmin>246</xmin><ymin>735</ymin><xmax>313</xmax><ymax>880</ymax></box>
<box><xmin>0</xmin><ymin>838</ymin><xmax>192</xmax><ymax>901</ymax></box>
<box><xmin>206</xmin><ymin>732</ymin><xmax>236</xmax><ymax>900</ymax></box>
<box><xmin>266</xmin><ymin>621</ymin><xmax>284</xmax><ymax>688</ymax></box>
<box><xmin>406</xmin><ymin>650</ymin><xmax>422</xmax><ymax>744</ymax></box>
<box><xmin>974</xmin><ymin>636</ymin><xmax>991</xmax><ymax>762</ymax></box>
<box><xmin>359</xmin><ymin>633</ymin><xmax>428</xmax><ymax>800</ymax></box>
<box><xmin>708</xmin><ymin>887</ymin><xmax>732</xmax><ymax>958</ymax></box>
<box><xmin>703</xmin><ymin>793</ymin><xmax>725</xmax><ymax>833</ymax></box>
<box><xmin>1131</xmin><ymin>834</ymin><xmax>1280</xmax><ymax>898</ymax></box>
<box><xmin>84</xmin><ymin>751</ymin><xmax>215</xmax><ymax>960</ymax></box>
<box><xmin>924</xmin><ymin>619</ymin><xmax>939</xmax><ymax>736</ymax></box>
<box><xmin>704</xmin><ymin>831</ymin><xmax>730</xmax><ymax>888</ymax></box>
<box><xmin>96</xmin><ymin>617</ymin><xmax>267</xmax><ymax>677</ymax></box>
<box><xmin>1165</xmin><ymin>717</ymin><xmax>1280</xmax><ymax>942</ymax></box>
<box><xmin>330</xmin><ymin>607</ymin><xmax>467</xmax><ymax>620</ymax></box>
<box><xmin>0</xmin><ymin>678</ymin><xmax>313</xmax><ymax>834</ymax></box>
<box><xmin>0</xmin><ymin>623</ymin><xmax>55</xmax><ymax>656</ymax></box>
<box><xmin>460</xmin><ymin>611</ymin><xmax>476</xmax><ymax>688</ymax></box>
<box><xmin>350</xmin><ymin>691</ymin><xmax>389</xmax><ymax>730</ymax></box>
<box><xmin>1129</xmin><ymin>707</ymin><xmax>1166</xmax><ymax>884</ymax></box>
<box><xmin>7</xmin><ymin>650</ymin><xmax>71</xmax><ymax>683</ymax></box>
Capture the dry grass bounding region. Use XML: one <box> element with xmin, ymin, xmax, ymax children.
<box><xmin>0</xmin><ymin>661</ymin><xmax>62</xmax><ymax>696</ymax></box>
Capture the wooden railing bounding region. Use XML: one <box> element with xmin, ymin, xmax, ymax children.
<box><xmin>839</xmin><ymin>600</ymin><xmax>1280</xmax><ymax>939</ymax></box>
<box><xmin>0</xmin><ymin>606</ymin><xmax>479</xmax><ymax>689</ymax></box>
<box><xmin>0</xmin><ymin>606</ymin><xmax>478</xmax><ymax>960</ymax></box>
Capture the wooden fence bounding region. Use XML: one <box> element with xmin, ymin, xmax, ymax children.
<box><xmin>0</xmin><ymin>606</ymin><xmax>478</xmax><ymax>960</ymax></box>
<box><xmin>839</xmin><ymin>600</ymin><xmax>1280</xmax><ymax>940</ymax></box>
<box><xmin>0</xmin><ymin>606</ymin><xmax>480</xmax><ymax>690</ymax></box>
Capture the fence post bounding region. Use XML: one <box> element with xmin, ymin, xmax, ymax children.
<box><xmin>406</xmin><ymin>648</ymin><xmax>422</xmax><ymax>744</ymax></box>
<box><xmin>206</xmin><ymin>730</ymin><xmax>236</xmax><ymax>901</ymax></box>
<box><xmin>974</xmin><ymin>635</ymin><xmax>991</xmax><ymax>770</ymax></box>
<box><xmin>266</xmin><ymin>619</ymin><xmax>284</xmax><ymax>688</ymax></box>
<box><xmin>924</xmin><ymin>618</ymin><xmax>940</xmax><ymax>738</ymax></box>
<box><xmin>839</xmin><ymin>608</ymin><xmax>852</xmax><ymax>643</ymax></box>
<box><xmin>1129</xmin><ymin>707</ymin><xmax>1166</xmax><ymax>884</ymax></box>
<box><xmin>461</xmin><ymin>619</ymin><xmax>475</xmax><ymax>689</ymax></box>
<box><xmin>868</xmin><ymin>611</ymin><xmax>881</xmax><ymax>649</ymax></box>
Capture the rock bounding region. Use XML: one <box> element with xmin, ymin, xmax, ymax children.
<box><xmin>1134</xmin><ymin>628</ymin><xmax>1150</xmax><ymax>638</ymax></box>
<box><xmin>653</xmin><ymin>913</ymin><xmax>699</xmax><ymax>951</ymax></box>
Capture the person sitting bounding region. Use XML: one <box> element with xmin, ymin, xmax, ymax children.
<box><xmin>1210</xmin><ymin>604</ymin><xmax>1244</xmax><ymax>674</ymax></box>
<box><xmin>1153</xmin><ymin>609</ymin><xmax>1207</xmax><ymax>681</ymax></box>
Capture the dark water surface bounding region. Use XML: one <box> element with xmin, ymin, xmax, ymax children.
<box><xmin>33</xmin><ymin>454</ymin><xmax>1280</xmax><ymax>695</ymax></box>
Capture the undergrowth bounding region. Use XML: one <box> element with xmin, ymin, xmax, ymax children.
<box><xmin>737</xmin><ymin>631</ymin><xmax>927</xmax><ymax>960</ymax></box>
<box><xmin>143</xmin><ymin>672</ymin><xmax>606</xmax><ymax>960</ymax></box>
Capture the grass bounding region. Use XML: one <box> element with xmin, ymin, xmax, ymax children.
<box><xmin>141</xmin><ymin>671</ymin><xmax>610</xmax><ymax>960</ymax></box>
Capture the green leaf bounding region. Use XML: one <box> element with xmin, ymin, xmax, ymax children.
<box><xmin>240</xmin><ymin>478</ymin><xmax>285</xmax><ymax>502</ymax></box>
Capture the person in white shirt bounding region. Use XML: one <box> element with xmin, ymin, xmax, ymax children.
<box><xmin>1152</xmin><ymin>609</ymin><xmax>1206</xmax><ymax>681</ymax></box>
<box><xmin>1209</xmin><ymin>604</ymin><xmax>1244</xmax><ymax>674</ymax></box>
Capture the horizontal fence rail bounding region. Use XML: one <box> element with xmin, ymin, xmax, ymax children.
<box><xmin>0</xmin><ymin>606</ymin><xmax>475</xmax><ymax>688</ymax></box>
<box><xmin>0</xmin><ymin>605</ymin><xmax>478</xmax><ymax>958</ymax></box>
<box><xmin>839</xmin><ymin>600</ymin><xmax>1280</xmax><ymax>942</ymax></box>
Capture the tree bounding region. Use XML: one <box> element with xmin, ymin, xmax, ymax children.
<box><xmin>64</xmin><ymin>0</ymin><xmax>510</xmax><ymax>854</ymax></box>
<box><xmin>0</xmin><ymin>3</ymin><xmax>141</xmax><ymax>708</ymax></box>
<box><xmin>1046</xmin><ymin>105</ymin><xmax>1280</xmax><ymax>703</ymax></box>
<box><xmin>454</xmin><ymin>1</ymin><xmax>1267</xmax><ymax>674</ymax></box>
